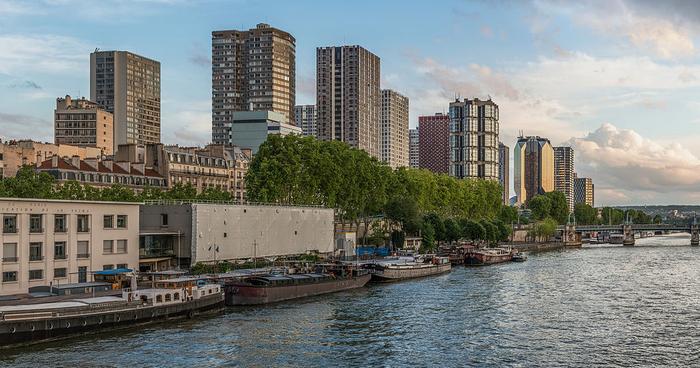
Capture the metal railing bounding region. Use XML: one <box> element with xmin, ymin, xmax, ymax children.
<box><xmin>76</xmin><ymin>253</ymin><xmax>90</xmax><ymax>259</ymax></box>
<box><xmin>2</xmin><ymin>257</ymin><xmax>18</xmax><ymax>263</ymax></box>
<box><xmin>143</xmin><ymin>199</ymin><xmax>326</xmax><ymax>208</ymax></box>
<box><xmin>29</xmin><ymin>256</ymin><xmax>44</xmax><ymax>261</ymax></box>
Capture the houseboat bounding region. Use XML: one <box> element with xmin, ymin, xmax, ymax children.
<box><xmin>464</xmin><ymin>247</ymin><xmax>514</xmax><ymax>266</ymax></box>
<box><xmin>366</xmin><ymin>256</ymin><xmax>452</xmax><ymax>282</ymax></box>
<box><xmin>0</xmin><ymin>277</ymin><xmax>224</xmax><ymax>348</ymax></box>
<box><xmin>224</xmin><ymin>265</ymin><xmax>370</xmax><ymax>306</ymax></box>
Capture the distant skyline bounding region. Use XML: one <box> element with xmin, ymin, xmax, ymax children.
<box><xmin>1</xmin><ymin>0</ymin><xmax>700</xmax><ymax>206</ymax></box>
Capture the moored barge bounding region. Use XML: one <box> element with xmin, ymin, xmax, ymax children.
<box><xmin>464</xmin><ymin>247</ymin><xmax>514</xmax><ymax>266</ymax></box>
<box><xmin>0</xmin><ymin>277</ymin><xmax>224</xmax><ymax>348</ymax></box>
<box><xmin>224</xmin><ymin>265</ymin><xmax>370</xmax><ymax>305</ymax></box>
<box><xmin>366</xmin><ymin>256</ymin><xmax>452</xmax><ymax>282</ymax></box>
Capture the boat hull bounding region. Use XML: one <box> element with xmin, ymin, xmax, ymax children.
<box><xmin>225</xmin><ymin>274</ymin><xmax>371</xmax><ymax>306</ymax></box>
<box><xmin>0</xmin><ymin>293</ymin><xmax>224</xmax><ymax>349</ymax></box>
<box><xmin>370</xmin><ymin>263</ymin><xmax>452</xmax><ymax>283</ymax></box>
<box><xmin>465</xmin><ymin>252</ymin><xmax>513</xmax><ymax>266</ymax></box>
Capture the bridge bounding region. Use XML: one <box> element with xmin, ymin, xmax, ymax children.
<box><xmin>558</xmin><ymin>216</ymin><xmax>699</xmax><ymax>247</ymax></box>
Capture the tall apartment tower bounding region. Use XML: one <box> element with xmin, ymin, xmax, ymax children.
<box><xmin>90</xmin><ymin>50</ymin><xmax>161</xmax><ymax>147</ymax></box>
<box><xmin>409</xmin><ymin>128</ymin><xmax>419</xmax><ymax>168</ymax></box>
<box><xmin>514</xmin><ymin>136</ymin><xmax>554</xmax><ymax>205</ymax></box>
<box><xmin>54</xmin><ymin>95</ymin><xmax>114</xmax><ymax>155</ymax></box>
<box><xmin>554</xmin><ymin>146</ymin><xmax>575</xmax><ymax>212</ymax></box>
<box><xmin>448</xmin><ymin>98</ymin><xmax>499</xmax><ymax>180</ymax></box>
<box><xmin>498</xmin><ymin>142</ymin><xmax>510</xmax><ymax>205</ymax></box>
<box><xmin>212</xmin><ymin>24</ymin><xmax>296</xmax><ymax>144</ymax></box>
<box><xmin>380</xmin><ymin>89</ymin><xmax>409</xmax><ymax>168</ymax></box>
<box><xmin>294</xmin><ymin>105</ymin><xmax>317</xmax><ymax>137</ymax></box>
<box><xmin>574</xmin><ymin>176</ymin><xmax>595</xmax><ymax>207</ymax></box>
<box><xmin>418</xmin><ymin>113</ymin><xmax>450</xmax><ymax>174</ymax></box>
<box><xmin>316</xmin><ymin>45</ymin><xmax>381</xmax><ymax>158</ymax></box>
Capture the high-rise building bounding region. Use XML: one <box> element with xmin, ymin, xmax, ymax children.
<box><xmin>226</xmin><ymin>111</ymin><xmax>301</xmax><ymax>154</ymax></box>
<box><xmin>574</xmin><ymin>176</ymin><xmax>595</xmax><ymax>207</ymax></box>
<box><xmin>514</xmin><ymin>136</ymin><xmax>554</xmax><ymax>205</ymax></box>
<box><xmin>316</xmin><ymin>45</ymin><xmax>381</xmax><ymax>158</ymax></box>
<box><xmin>409</xmin><ymin>128</ymin><xmax>419</xmax><ymax>168</ymax></box>
<box><xmin>418</xmin><ymin>113</ymin><xmax>450</xmax><ymax>174</ymax></box>
<box><xmin>380</xmin><ymin>89</ymin><xmax>409</xmax><ymax>169</ymax></box>
<box><xmin>498</xmin><ymin>142</ymin><xmax>509</xmax><ymax>205</ymax></box>
<box><xmin>448</xmin><ymin>98</ymin><xmax>499</xmax><ymax>180</ymax></box>
<box><xmin>554</xmin><ymin>146</ymin><xmax>575</xmax><ymax>212</ymax></box>
<box><xmin>211</xmin><ymin>24</ymin><xmax>296</xmax><ymax>144</ymax></box>
<box><xmin>54</xmin><ymin>95</ymin><xmax>114</xmax><ymax>155</ymax></box>
<box><xmin>90</xmin><ymin>50</ymin><xmax>161</xmax><ymax>147</ymax></box>
<box><xmin>294</xmin><ymin>105</ymin><xmax>317</xmax><ymax>137</ymax></box>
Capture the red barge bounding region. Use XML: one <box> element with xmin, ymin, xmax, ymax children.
<box><xmin>464</xmin><ymin>247</ymin><xmax>514</xmax><ymax>266</ymax></box>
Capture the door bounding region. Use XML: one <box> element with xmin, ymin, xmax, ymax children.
<box><xmin>78</xmin><ymin>266</ymin><xmax>87</xmax><ymax>283</ymax></box>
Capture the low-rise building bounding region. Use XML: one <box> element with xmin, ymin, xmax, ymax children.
<box><xmin>139</xmin><ymin>202</ymin><xmax>335</xmax><ymax>268</ymax></box>
<box><xmin>227</xmin><ymin>110</ymin><xmax>302</xmax><ymax>153</ymax></box>
<box><xmin>0</xmin><ymin>140</ymin><xmax>101</xmax><ymax>179</ymax></box>
<box><xmin>0</xmin><ymin>198</ymin><xmax>140</xmax><ymax>296</ymax></box>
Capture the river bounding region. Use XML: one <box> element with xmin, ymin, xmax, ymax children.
<box><xmin>2</xmin><ymin>234</ymin><xmax>699</xmax><ymax>367</ymax></box>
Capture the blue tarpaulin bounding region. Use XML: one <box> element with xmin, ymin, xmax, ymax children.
<box><xmin>93</xmin><ymin>268</ymin><xmax>133</xmax><ymax>275</ymax></box>
<box><xmin>356</xmin><ymin>247</ymin><xmax>389</xmax><ymax>256</ymax></box>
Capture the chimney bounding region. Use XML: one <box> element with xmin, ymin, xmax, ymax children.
<box><xmin>70</xmin><ymin>155</ymin><xmax>80</xmax><ymax>169</ymax></box>
<box><xmin>51</xmin><ymin>155</ymin><xmax>59</xmax><ymax>168</ymax></box>
<box><xmin>103</xmin><ymin>160</ymin><xmax>113</xmax><ymax>171</ymax></box>
<box><xmin>84</xmin><ymin>157</ymin><xmax>98</xmax><ymax>170</ymax></box>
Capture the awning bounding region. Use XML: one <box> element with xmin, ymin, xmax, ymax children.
<box><xmin>93</xmin><ymin>268</ymin><xmax>133</xmax><ymax>275</ymax></box>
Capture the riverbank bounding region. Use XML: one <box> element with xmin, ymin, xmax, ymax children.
<box><xmin>508</xmin><ymin>242</ymin><xmax>565</xmax><ymax>253</ymax></box>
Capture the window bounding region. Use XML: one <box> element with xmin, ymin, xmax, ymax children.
<box><xmin>29</xmin><ymin>242</ymin><xmax>43</xmax><ymax>261</ymax></box>
<box><xmin>54</xmin><ymin>242</ymin><xmax>66</xmax><ymax>259</ymax></box>
<box><xmin>160</xmin><ymin>214</ymin><xmax>168</xmax><ymax>226</ymax></box>
<box><xmin>2</xmin><ymin>271</ymin><xmax>17</xmax><ymax>282</ymax></box>
<box><xmin>29</xmin><ymin>214</ymin><xmax>43</xmax><ymax>233</ymax></box>
<box><xmin>165</xmin><ymin>294</ymin><xmax>172</xmax><ymax>302</ymax></box>
<box><xmin>116</xmin><ymin>240</ymin><xmax>127</xmax><ymax>253</ymax></box>
<box><xmin>116</xmin><ymin>215</ymin><xmax>127</xmax><ymax>229</ymax></box>
<box><xmin>29</xmin><ymin>269</ymin><xmax>43</xmax><ymax>280</ymax></box>
<box><xmin>77</xmin><ymin>241</ymin><xmax>89</xmax><ymax>258</ymax></box>
<box><xmin>117</xmin><ymin>263</ymin><xmax>128</xmax><ymax>269</ymax></box>
<box><xmin>102</xmin><ymin>264</ymin><xmax>114</xmax><ymax>270</ymax></box>
<box><xmin>54</xmin><ymin>268</ymin><xmax>67</xmax><ymax>278</ymax></box>
<box><xmin>103</xmin><ymin>215</ymin><xmax>114</xmax><ymax>229</ymax></box>
<box><xmin>3</xmin><ymin>243</ymin><xmax>17</xmax><ymax>263</ymax></box>
<box><xmin>3</xmin><ymin>215</ymin><xmax>17</xmax><ymax>233</ymax></box>
<box><xmin>54</xmin><ymin>214</ymin><xmax>67</xmax><ymax>233</ymax></box>
<box><xmin>103</xmin><ymin>240</ymin><xmax>114</xmax><ymax>254</ymax></box>
<box><xmin>77</xmin><ymin>215</ymin><xmax>90</xmax><ymax>232</ymax></box>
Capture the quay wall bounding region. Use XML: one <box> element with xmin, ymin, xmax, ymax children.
<box><xmin>509</xmin><ymin>242</ymin><xmax>564</xmax><ymax>253</ymax></box>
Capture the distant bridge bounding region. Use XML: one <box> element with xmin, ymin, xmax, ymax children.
<box><xmin>557</xmin><ymin>221</ymin><xmax>699</xmax><ymax>246</ymax></box>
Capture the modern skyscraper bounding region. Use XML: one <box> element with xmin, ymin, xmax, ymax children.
<box><xmin>554</xmin><ymin>146</ymin><xmax>575</xmax><ymax>212</ymax></box>
<box><xmin>514</xmin><ymin>136</ymin><xmax>554</xmax><ymax>205</ymax></box>
<box><xmin>211</xmin><ymin>23</ymin><xmax>296</xmax><ymax>144</ymax></box>
<box><xmin>54</xmin><ymin>95</ymin><xmax>114</xmax><ymax>155</ymax></box>
<box><xmin>380</xmin><ymin>89</ymin><xmax>409</xmax><ymax>168</ymax></box>
<box><xmin>498</xmin><ymin>142</ymin><xmax>510</xmax><ymax>205</ymax></box>
<box><xmin>418</xmin><ymin>113</ymin><xmax>450</xmax><ymax>174</ymax></box>
<box><xmin>409</xmin><ymin>128</ymin><xmax>419</xmax><ymax>168</ymax></box>
<box><xmin>316</xmin><ymin>45</ymin><xmax>381</xmax><ymax>158</ymax></box>
<box><xmin>574</xmin><ymin>176</ymin><xmax>595</xmax><ymax>207</ymax></box>
<box><xmin>448</xmin><ymin>98</ymin><xmax>499</xmax><ymax>180</ymax></box>
<box><xmin>294</xmin><ymin>105</ymin><xmax>317</xmax><ymax>137</ymax></box>
<box><xmin>90</xmin><ymin>50</ymin><xmax>161</xmax><ymax>147</ymax></box>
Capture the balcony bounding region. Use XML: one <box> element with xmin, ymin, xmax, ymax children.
<box><xmin>2</xmin><ymin>257</ymin><xmax>18</xmax><ymax>263</ymax></box>
<box><xmin>29</xmin><ymin>255</ymin><xmax>44</xmax><ymax>261</ymax></box>
<box><xmin>54</xmin><ymin>254</ymin><xmax>67</xmax><ymax>260</ymax></box>
<box><xmin>77</xmin><ymin>253</ymin><xmax>90</xmax><ymax>259</ymax></box>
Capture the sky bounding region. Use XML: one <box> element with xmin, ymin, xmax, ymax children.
<box><xmin>1</xmin><ymin>0</ymin><xmax>700</xmax><ymax>206</ymax></box>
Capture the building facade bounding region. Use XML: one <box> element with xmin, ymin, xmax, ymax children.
<box><xmin>139</xmin><ymin>203</ymin><xmax>334</xmax><ymax>268</ymax></box>
<box><xmin>91</xmin><ymin>50</ymin><xmax>160</xmax><ymax>146</ymax></box>
<box><xmin>380</xmin><ymin>89</ymin><xmax>409</xmax><ymax>169</ymax></box>
<box><xmin>418</xmin><ymin>113</ymin><xmax>450</xmax><ymax>174</ymax></box>
<box><xmin>294</xmin><ymin>105</ymin><xmax>317</xmax><ymax>137</ymax></box>
<box><xmin>514</xmin><ymin>136</ymin><xmax>554</xmax><ymax>205</ymax></box>
<box><xmin>409</xmin><ymin>128</ymin><xmax>419</xmax><ymax>168</ymax></box>
<box><xmin>554</xmin><ymin>146</ymin><xmax>575</xmax><ymax>212</ymax></box>
<box><xmin>498</xmin><ymin>142</ymin><xmax>510</xmax><ymax>205</ymax></box>
<box><xmin>54</xmin><ymin>95</ymin><xmax>114</xmax><ymax>155</ymax></box>
<box><xmin>226</xmin><ymin>111</ymin><xmax>301</xmax><ymax>154</ymax></box>
<box><xmin>211</xmin><ymin>24</ymin><xmax>296</xmax><ymax>144</ymax></box>
<box><xmin>574</xmin><ymin>176</ymin><xmax>595</xmax><ymax>207</ymax></box>
<box><xmin>449</xmin><ymin>98</ymin><xmax>499</xmax><ymax>180</ymax></box>
<box><xmin>316</xmin><ymin>45</ymin><xmax>381</xmax><ymax>158</ymax></box>
<box><xmin>0</xmin><ymin>140</ymin><xmax>101</xmax><ymax>179</ymax></box>
<box><xmin>0</xmin><ymin>198</ymin><xmax>139</xmax><ymax>296</ymax></box>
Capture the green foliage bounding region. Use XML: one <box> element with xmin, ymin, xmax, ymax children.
<box><xmin>2</xmin><ymin>166</ymin><xmax>56</xmax><ymax>199</ymax></box>
<box><xmin>574</xmin><ymin>203</ymin><xmax>597</xmax><ymax>225</ymax></box>
<box><xmin>423</xmin><ymin>213</ymin><xmax>445</xmax><ymax>241</ymax></box>
<box><xmin>197</xmin><ymin>186</ymin><xmax>233</xmax><ymax>201</ymax></box>
<box><xmin>444</xmin><ymin>218</ymin><xmax>462</xmax><ymax>243</ymax></box>
<box><xmin>420</xmin><ymin>222</ymin><xmax>435</xmax><ymax>252</ymax></box>
<box><xmin>462</xmin><ymin>219</ymin><xmax>486</xmax><ymax>241</ymax></box>
<box><xmin>100</xmin><ymin>184</ymin><xmax>137</xmax><ymax>202</ymax></box>
<box><xmin>164</xmin><ymin>183</ymin><xmax>198</xmax><ymax>200</ymax></box>
<box><xmin>528</xmin><ymin>195</ymin><xmax>552</xmax><ymax>221</ymax></box>
<box><xmin>498</xmin><ymin>205</ymin><xmax>518</xmax><ymax>224</ymax></box>
<box><xmin>493</xmin><ymin>220</ymin><xmax>511</xmax><ymax>241</ymax></box>
<box><xmin>385</xmin><ymin>196</ymin><xmax>421</xmax><ymax>235</ymax></box>
<box><xmin>528</xmin><ymin>217</ymin><xmax>558</xmax><ymax>242</ymax></box>
<box><xmin>600</xmin><ymin>207</ymin><xmax>625</xmax><ymax>225</ymax></box>
<box><xmin>190</xmin><ymin>261</ymin><xmax>232</xmax><ymax>275</ymax></box>
<box><xmin>653</xmin><ymin>214</ymin><xmax>663</xmax><ymax>224</ymax></box>
<box><xmin>528</xmin><ymin>191</ymin><xmax>569</xmax><ymax>224</ymax></box>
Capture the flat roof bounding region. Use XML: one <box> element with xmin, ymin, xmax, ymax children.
<box><xmin>0</xmin><ymin>301</ymin><xmax>87</xmax><ymax>313</ymax></box>
<box><xmin>73</xmin><ymin>296</ymin><xmax>124</xmax><ymax>304</ymax></box>
<box><xmin>54</xmin><ymin>282</ymin><xmax>112</xmax><ymax>289</ymax></box>
<box><xmin>0</xmin><ymin>197</ymin><xmax>142</xmax><ymax>205</ymax></box>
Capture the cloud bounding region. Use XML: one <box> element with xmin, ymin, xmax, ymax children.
<box><xmin>0</xmin><ymin>112</ymin><xmax>52</xmax><ymax>142</ymax></box>
<box><xmin>296</xmin><ymin>74</ymin><xmax>316</xmax><ymax>102</ymax></box>
<box><xmin>160</xmin><ymin>100</ymin><xmax>211</xmax><ymax>146</ymax></box>
<box><xmin>7</xmin><ymin>80</ymin><xmax>41</xmax><ymax>89</ymax></box>
<box><xmin>568</xmin><ymin>123</ymin><xmax>700</xmax><ymax>204</ymax></box>
<box><xmin>0</xmin><ymin>34</ymin><xmax>89</xmax><ymax>75</ymax></box>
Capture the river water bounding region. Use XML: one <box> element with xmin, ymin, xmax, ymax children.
<box><xmin>2</xmin><ymin>234</ymin><xmax>700</xmax><ymax>367</ymax></box>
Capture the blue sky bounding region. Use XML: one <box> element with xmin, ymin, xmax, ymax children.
<box><xmin>1</xmin><ymin>0</ymin><xmax>700</xmax><ymax>205</ymax></box>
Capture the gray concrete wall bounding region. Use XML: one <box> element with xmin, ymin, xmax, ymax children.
<box><xmin>139</xmin><ymin>204</ymin><xmax>194</xmax><ymax>261</ymax></box>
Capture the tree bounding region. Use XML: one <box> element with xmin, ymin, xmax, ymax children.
<box><xmin>444</xmin><ymin>218</ymin><xmax>461</xmax><ymax>244</ymax></box>
<box><xmin>3</xmin><ymin>166</ymin><xmax>55</xmax><ymax>198</ymax></box>
<box><xmin>165</xmin><ymin>183</ymin><xmax>197</xmax><ymax>200</ymax></box>
<box><xmin>385</xmin><ymin>196</ymin><xmax>421</xmax><ymax>234</ymax></box>
<box><xmin>198</xmin><ymin>187</ymin><xmax>233</xmax><ymax>201</ymax></box>
<box><xmin>423</xmin><ymin>213</ymin><xmax>446</xmax><ymax>242</ymax></box>
<box><xmin>528</xmin><ymin>195</ymin><xmax>552</xmax><ymax>221</ymax></box>
<box><xmin>462</xmin><ymin>219</ymin><xmax>486</xmax><ymax>241</ymax></box>
<box><xmin>574</xmin><ymin>203</ymin><xmax>597</xmax><ymax>225</ymax></box>
<box><xmin>100</xmin><ymin>184</ymin><xmax>137</xmax><ymax>202</ymax></box>
<box><xmin>529</xmin><ymin>217</ymin><xmax>557</xmax><ymax>242</ymax></box>
<box><xmin>498</xmin><ymin>205</ymin><xmax>518</xmax><ymax>224</ymax></box>
<box><xmin>421</xmin><ymin>222</ymin><xmax>435</xmax><ymax>252</ymax></box>
<box><xmin>653</xmin><ymin>214</ymin><xmax>663</xmax><ymax>224</ymax></box>
<box><xmin>543</xmin><ymin>191</ymin><xmax>569</xmax><ymax>224</ymax></box>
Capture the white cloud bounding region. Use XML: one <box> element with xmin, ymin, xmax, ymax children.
<box><xmin>160</xmin><ymin>99</ymin><xmax>211</xmax><ymax>146</ymax></box>
<box><xmin>0</xmin><ymin>34</ymin><xmax>89</xmax><ymax>75</ymax></box>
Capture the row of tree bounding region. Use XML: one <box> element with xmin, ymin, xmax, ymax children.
<box><xmin>573</xmin><ymin>203</ymin><xmax>662</xmax><ymax>225</ymax></box>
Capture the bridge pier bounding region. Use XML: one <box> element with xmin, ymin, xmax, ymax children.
<box><xmin>622</xmin><ymin>224</ymin><xmax>635</xmax><ymax>246</ymax></box>
<box><xmin>564</xmin><ymin>224</ymin><xmax>582</xmax><ymax>247</ymax></box>
<box><xmin>691</xmin><ymin>223</ymin><xmax>699</xmax><ymax>246</ymax></box>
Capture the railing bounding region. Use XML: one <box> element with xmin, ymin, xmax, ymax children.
<box><xmin>143</xmin><ymin>199</ymin><xmax>326</xmax><ymax>208</ymax></box>
<box><xmin>2</xmin><ymin>257</ymin><xmax>18</xmax><ymax>263</ymax></box>
<box><xmin>29</xmin><ymin>256</ymin><xmax>44</xmax><ymax>261</ymax></box>
<box><xmin>76</xmin><ymin>253</ymin><xmax>90</xmax><ymax>259</ymax></box>
<box><xmin>54</xmin><ymin>254</ymin><xmax>67</xmax><ymax>260</ymax></box>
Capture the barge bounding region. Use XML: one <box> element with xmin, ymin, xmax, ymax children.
<box><xmin>464</xmin><ymin>247</ymin><xmax>514</xmax><ymax>266</ymax></box>
<box><xmin>0</xmin><ymin>277</ymin><xmax>224</xmax><ymax>348</ymax></box>
<box><xmin>366</xmin><ymin>256</ymin><xmax>452</xmax><ymax>282</ymax></box>
<box><xmin>224</xmin><ymin>265</ymin><xmax>370</xmax><ymax>305</ymax></box>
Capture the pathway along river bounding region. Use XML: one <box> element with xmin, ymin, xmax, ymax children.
<box><xmin>3</xmin><ymin>234</ymin><xmax>700</xmax><ymax>367</ymax></box>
